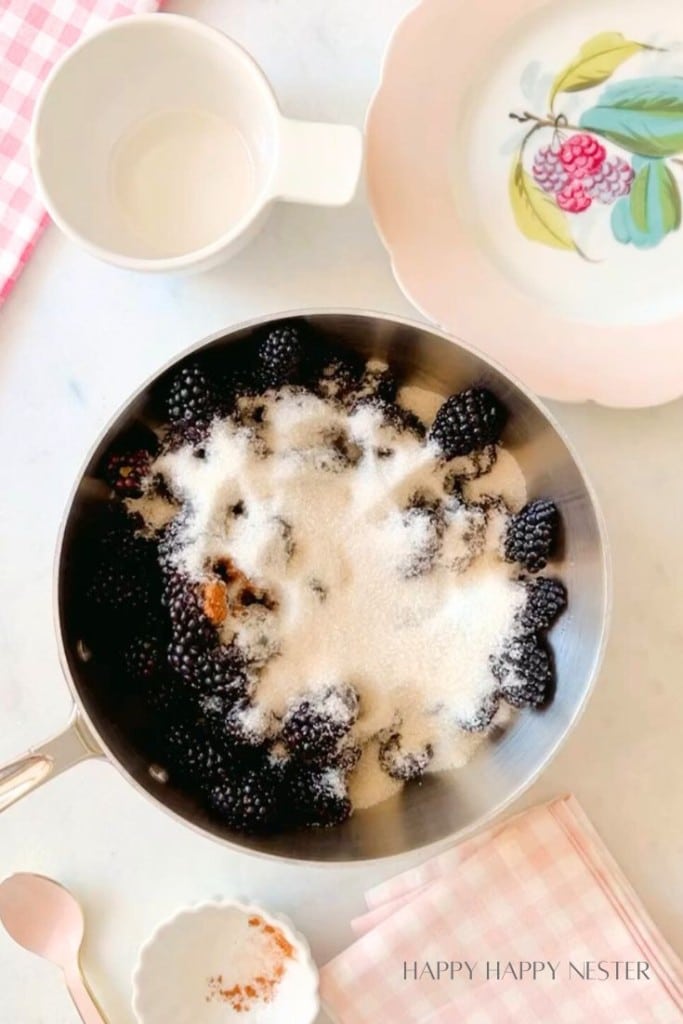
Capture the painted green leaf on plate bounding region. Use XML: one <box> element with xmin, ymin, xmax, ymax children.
<box><xmin>611</xmin><ymin>156</ymin><xmax>681</xmax><ymax>248</ymax></box>
<box><xmin>509</xmin><ymin>159</ymin><xmax>579</xmax><ymax>253</ymax></box>
<box><xmin>580</xmin><ymin>77</ymin><xmax>683</xmax><ymax>156</ymax></box>
<box><xmin>549</xmin><ymin>32</ymin><xmax>652</xmax><ymax>110</ymax></box>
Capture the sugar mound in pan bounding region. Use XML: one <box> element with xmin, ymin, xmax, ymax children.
<box><xmin>135</xmin><ymin>383</ymin><xmax>528</xmax><ymax>810</ymax></box>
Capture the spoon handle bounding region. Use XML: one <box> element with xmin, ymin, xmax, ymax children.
<box><xmin>64</xmin><ymin>968</ymin><xmax>107</xmax><ymax>1024</ymax></box>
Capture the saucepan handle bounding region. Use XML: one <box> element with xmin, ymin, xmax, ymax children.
<box><xmin>0</xmin><ymin>709</ymin><xmax>103</xmax><ymax>813</ymax></box>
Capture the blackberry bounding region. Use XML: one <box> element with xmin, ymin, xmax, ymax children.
<box><xmin>162</xmin><ymin>721</ymin><xmax>226</xmax><ymax>783</ymax></box>
<box><xmin>96</xmin><ymin>505</ymin><xmax>147</xmax><ymax>559</ymax></box>
<box><xmin>455</xmin><ymin>693</ymin><xmax>500</xmax><ymax>733</ymax></box>
<box><xmin>378</xmin><ymin>734</ymin><xmax>433</xmax><ymax>781</ymax></box>
<box><xmin>208</xmin><ymin>766</ymin><xmax>278</xmax><ymax>832</ymax></box>
<box><xmin>232</xmin><ymin>394</ymin><xmax>270</xmax><ymax>431</ymax></box>
<box><xmin>353</xmin><ymin>364</ymin><xmax>397</xmax><ymax>404</ymax></box>
<box><xmin>168</xmin><ymin>637</ymin><xmax>219</xmax><ymax>687</ymax></box>
<box><xmin>86</xmin><ymin>509</ymin><xmax>161</xmax><ymax>620</ymax></box>
<box><xmin>309</xmin><ymin>351</ymin><xmax>364</xmax><ymax>401</ymax></box>
<box><xmin>166</xmin><ymin>363</ymin><xmax>218</xmax><ymax>428</ymax></box>
<box><xmin>281</xmin><ymin>685</ymin><xmax>359</xmax><ymax>767</ymax></box>
<box><xmin>87</xmin><ymin>563</ymin><xmax>149</xmax><ymax>614</ymax></box>
<box><xmin>197</xmin><ymin>687</ymin><xmax>233</xmax><ymax>721</ymax></box>
<box><xmin>375</xmin><ymin>371</ymin><xmax>398</xmax><ymax>403</ymax></box>
<box><xmin>168</xmin><ymin>642</ymin><xmax>216</xmax><ymax>687</ymax></box>
<box><xmin>143</xmin><ymin>675</ymin><xmax>185</xmax><ymax>717</ymax></box>
<box><xmin>326</xmin><ymin>430</ymin><xmax>363</xmax><ymax>470</ymax></box>
<box><xmin>429</xmin><ymin>387</ymin><xmax>507</xmax><ymax>459</ymax></box>
<box><xmin>265</xmin><ymin>746</ymin><xmax>291</xmax><ymax>782</ymax></box>
<box><xmin>215</xmin><ymin>697</ymin><xmax>269</xmax><ymax>749</ymax></box>
<box><xmin>443</xmin><ymin>445</ymin><xmax>498</xmax><ymax>487</ymax></box>
<box><xmin>338</xmin><ymin>742</ymin><xmax>362</xmax><ymax>774</ymax></box>
<box><xmin>400</xmin><ymin>500</ymin><xmax>444</xmax><ymax>577</ymax></box>
<box><xmin>163</xmin><ymin>420</ymin><xmax>210</xmax><ymax>454</ymax></box>
<box><xmin>289</xmin><ymin>766</ymin><xmax>352</xmax><ymax>828</ymax></box>
<box><xmin>189</xmin><ymin>646</ymin><xmax>248</xmax><ymax>703</ymax></box>
<box><xmin>406</xmin><ymin>490</ymin><xmax>442</xmax><ymax>513</ymax></box>
<box><xmin>87</xmin><ymin>541</ymin><xmax>160</xmax><ymax>617</ymax></box>
<box><xmin>517</xmin><ymin>576</ymin><xmax>567</xmax><ymax>633</ymax></box>
<box><xmin>164</xmin><ymin>573</ymin><xmax>217</xmax><ymax>666</ymax></box>
<box><xmin>123</xmin><ymin>632</ymin><xmax>166</xmax><ymax>682</ymax></box>
<box><xmin>220</xmin><ymin>365</ymin><xmax>264</xmax><ymax>408</ymax></box>
<box><xmin>258</xmin><ymin>324</ymin><xmax>304</xmax><ymax>388</ymax></box>
<box><xmin>491</xmin><ymin>636</ymin><xmax>553</xmax><ymax>708</ymax></box>
<box><xmin>353</xmin><ymin>397</ymin><xmax>426</xmax><ymax>439</ymax></box>
<box><xmin>157</xmin><ymin>517</ymin><xmax>186</xmax><ymax>573</ymax></box>
<box><xmin>504</xmin><ymin>499</ymin><xmax>559</xmax><ymax>573</ymax></box>
<box><xmin>104</xmin><ymin>449</ymin><xmax>152</xmax><ymax>497</ymax></box>
<box><xmin>404</xmin><ymin>489</ymin><xmax>444</xmax><ymax>537</ymax></box>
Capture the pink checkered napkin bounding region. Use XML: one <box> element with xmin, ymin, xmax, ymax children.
<box><xmin>320</xmin><ymin>796</ymin><xmax>683</xmax><ymax>1024</ymax></box>
<box><xmin>0</xmin><ymin>0</ymin><xmax>160</xmax><ymax>306</ymax></box>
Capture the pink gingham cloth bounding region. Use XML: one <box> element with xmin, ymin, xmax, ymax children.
<box><xmin>0</xmin><ymin>0</ymin><xmax>160</xmax><ymax>306</ymax></box>
<box><xmin>320</xmin><ymin>796</ymin><xmax>683</xmax><ymax>1023</ymax></box>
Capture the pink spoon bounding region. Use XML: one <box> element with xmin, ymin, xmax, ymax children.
<box><xmin>0</xmin><ymin>873</ymin><xmax>106</xmax><ymax>1023</ymax></box>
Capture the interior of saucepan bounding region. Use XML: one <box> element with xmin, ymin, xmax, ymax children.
<box><xmin>33</xmin><ymin>18</ymin><xmax>276</xmax><ymax>259</ymax></box>
<box><xmin>57</xmin><ymin>313</ymin><xmax>608</xmax><ymax>862</ymax></box>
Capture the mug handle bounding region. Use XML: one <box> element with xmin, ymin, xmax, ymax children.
<box><xmin>274</xmin><ymin>118</ymin><xmax>362</xmax><ymax>206</ymax></box>
<box><xmin>0</xmin><ymin>709</ymin><xmax>103</xmax><ymax>813</ymax></box>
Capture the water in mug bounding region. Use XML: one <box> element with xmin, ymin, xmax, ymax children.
<box><xmin>111</xmin><ymin>109</ymin><xmax>256</xmax><ymax>256</ymax></box>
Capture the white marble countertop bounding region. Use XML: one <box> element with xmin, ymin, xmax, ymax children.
<box><xmin>1</xmin><ymin>0</ymin><xmax>682</xmax><ymax>1020</ymax></box>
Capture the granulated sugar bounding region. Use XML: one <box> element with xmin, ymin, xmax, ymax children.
<box><xmin>349</xmin><ymin>742</ymin><xmax>403</xmax><ymax>810</ymax></box>
<box><xmin>396</xmin><ymin>384</ymin><xmax>445</xmax><ymax>425</ymax></box>
<box><xmin>140</xmin><ymin>386</ymin><xmax>528</xmax><ymax>810</ymax></box>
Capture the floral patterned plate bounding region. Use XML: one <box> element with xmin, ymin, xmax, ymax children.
<box><xmin>366</xmin><ymin>0</ymin><xmax>683</xmax><ymax>406</ymax></box>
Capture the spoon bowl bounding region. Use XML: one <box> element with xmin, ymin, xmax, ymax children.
<box><xmin>0</xmin><ymin>873</ymin><xmax>105</xmax><ymax>1023</ymax></box>
<box><xmin>0</xmin><ymin>873</ymin><xmax>84</xmax><ymax>967</ymax></box>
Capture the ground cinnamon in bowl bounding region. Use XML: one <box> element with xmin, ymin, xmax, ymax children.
<box><xmin>206</xmin><ymin>915</ymin><xmax>296</xmax><ymax>1013</ymax></box>
<box><xmin>132</xmin><ymin>900</ymin><xmax>319</xmax><ymax>1024</ymax></box>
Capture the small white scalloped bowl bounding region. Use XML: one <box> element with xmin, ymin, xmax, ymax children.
<box><xmin>132</xmin><ymin>900</ymin><xmax>319</xmax><ymax>1024</ymax></box>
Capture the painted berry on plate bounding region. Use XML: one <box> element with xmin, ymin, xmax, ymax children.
<box><xmin>509</xmin><ymin>32</ymin><xmax>682</xmax><ymax>256</ymax></box>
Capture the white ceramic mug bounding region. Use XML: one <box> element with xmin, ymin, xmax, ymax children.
<box><xmin>31</xmin><ymin>14</ymin><xmax>362</xmax><ymax>273</ymax></box>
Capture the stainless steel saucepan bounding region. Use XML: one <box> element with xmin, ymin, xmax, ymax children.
<box><xmin>0</xmin><ymin>311</ymin><xmax>611</xmax><ymax>863</ymax></box>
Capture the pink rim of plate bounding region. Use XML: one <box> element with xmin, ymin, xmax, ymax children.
<box><xmin>365</xmin><ymin>0</ymin><xmax>683</xmax><ymax>407</ymax></box>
